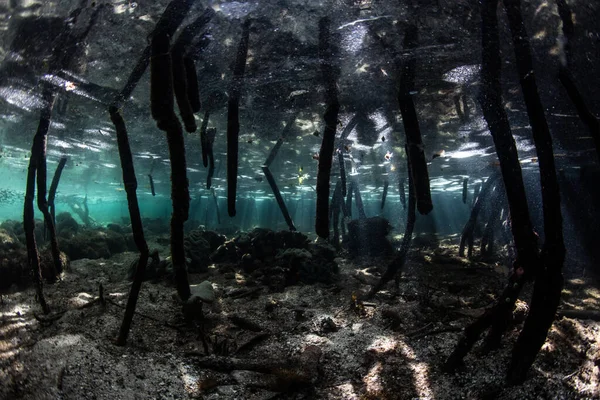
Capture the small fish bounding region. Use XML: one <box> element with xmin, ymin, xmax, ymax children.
<box><xmin>338</xmin><ymin>120</ymin><xmax>343</xmax><ymax>127</ymax></box>
<box><xmin>247</xmin><ymin>139</ymin><xmax>253</xmax><ymax>144</ymax></box>
<box><xmin>299</xmin><ymin>166</ymin><xmax>303</xmax><ymax>173</ymax></box>
<box><xmin>254</xmin><ymin>176</ymin><xmax>263</xmax><ymax>182</ymax></box>
<box><xmin>530</xmin><ymin>157</ymin><xmax>538</xmax><ymax>163</ymax></box>
<box><xmin>381</xmin><ymin>136</ymin><xmax>385</xmax><ymax>142</ymax></box>
<box><xmin>431</xmin><ymin>150</ymin><xmax>445</xmax><ymax>161</ymax></box>
<box><xmin>344</xmin><ymin>144</ymin><xmax>352</xmax><ymax>152</ymax></box>
<box><xmin>313</xmin><ymin>130</ymin><xmax>320</xmax><ymax>137</ymax></box>
<box><xmin>312</xmin><ymin>153</ymin><xmax>320</xmax><ymax>161</ymax></box>
<box><xmin>384</xmin><ymin>151</ymin><xmax>393</xmax><ymax>161</ymax></box>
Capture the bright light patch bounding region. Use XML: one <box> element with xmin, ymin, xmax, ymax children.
<box><xmin>397</xmin><ymin>341</ymin><xmax>433</xmax><ymax>399</ymax></box>
<box><xmin>363</xmin><ymin>362</ymin><xmax>384</xmax><ymax>394</ymax></box>
<box><xmin>49</xmin><ymin>138</ymin><xmax>74</xmax><ymax>149</ymax></box>
<box><xmin>443</xmin><ymin>64</ymin><xmax>481</xmax><ymax>84</ymax></box>
<box><xmin>0</xmin><ymin>87</ymin><xmax>45</xmax><ymax>112</ymax></box>
<box><xmin>50</xmin><ymin>121</ymin><xmax>66</xmax><ymax>130</ymax></box>
<box><xmin>341</xmin><ymin>24</ymin><xmax>367</xmax><ymax>54</ymax></box>
<box><xmin>367</xmin><ymin>336</ymin><xmax>397</xmax><ymax>353</ymax></box>
<box><xmin>179</xmin><ymin>363</ymin><xmax>200</xmax><ymax>395</ymax></box>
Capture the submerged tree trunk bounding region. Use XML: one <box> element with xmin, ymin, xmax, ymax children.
<box><xmin>111</xmin><ymin>0</ymin><xmax>198</xmax><ymax>345</ymax></box>
<box><xmin>150</xmin><ymin>32</ymin><xmax>191</xmax><ymax>302</ymax></box>
<box><xmin>503</xmin><ymin>0</ymin><xmax>565</xmax><ymax>383</ymax></box>
<box><xmin>397</xmin><ymin>23</ymin><xmax>432</xmax><ymax>216</ymax></box>
<box><xmin>444</xmin><ymin>0</ymin><xmax>540</xmax><ymax>373</ymax></box>
<box><xmin>110</xmin><ymin>108</ymin><xmax>151</xmax><ymax>346</ymax></box>
<box><xmin>315</xmin><ymin>17</ymin><xmax>340</xmax><ymax>239</ymax></box>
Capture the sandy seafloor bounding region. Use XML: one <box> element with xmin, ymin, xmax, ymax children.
<box><xmin>1</xmin><ymin>237</ymin><xmax>599</xmax><ymax>400</ymax></box>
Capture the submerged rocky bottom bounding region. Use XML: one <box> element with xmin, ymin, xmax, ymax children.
<box><xmin>0</xmin><ymin>232</ymin><xmax>599</xmax><ymax>400</ymax></box>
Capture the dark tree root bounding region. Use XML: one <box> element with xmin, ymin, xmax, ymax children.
<box><xmin>262</xmin><ymin>113</ymin><xmax>298</xmax><ymax>231</ymax></box>
<box><xmin>206</xmin><ymin>128</ymin><xmax>216</xmax><ymax>189</ymax></box>
<box><xmin>345</xmin><ymin>181</ymin><xmax>354</xmax><ymax>219</ymax></box>
<box><xmin>148</xmin><ymin>174</ymin><xmax>156</xmax><ymax>196</ymax></box>
<box><xmin>380</xmin><ymin>180</ymin><xmax>389</xmax><ymax>210</ymax></box>
<box><xmin>329</xmin><ymin>180</ymin><xmax>344</xmax><ymax>247</ymax></box>
<box><xmin>352</xmin><ymin>180</ymin><xmax>367</xmax><ymax>220</ymax></box>
<box><xmin>24</xmin><ymin>5</ymin><xmax>104</xmax><ymax>311</ymax></box>
<box><xmin>262</xmin><ymin>167</ymin><xmax>296</xmax><ymax>231</ymax></box>
<box><xmin>200</xmin><ymin>110</ymin><xmax>210</xmax><ymax>168</ymax></box>
<box><xmin>150</xmin><ymin>32</ymin><xmax>191</xmax><ymax>302</ymax></box>
<box><xmin>338</xmin><ymin>150</ymin><xmax>347</xmax><ymax>197</ymax></box>
<box><xmin>171</xmin><ymin>8</ymin><xmax>215</xmax><ymax>132</ymax></box>
<box><xmin>210</xmin><ymin>188</ymin><xmax>221</xmax><ymax>225</ymax></box>
<box><xmin>459</xmin><ymin>171</ymin><xmax>500</xmax><ymax>258</ymax></box>
<box><xmin>112</xmin><ymin>0</ymin><xmax>196</xmax><ymax>345</ymax></box>
<box><xmin>365</xmin><ymin>149</ymin><xmax>416</xmax><ymax>300</ymax></box>
<box><xmin>446</xmin><ymin>0</ymin><xmax>564</xmax><ymax>384</ymax></box>
<box><xmin>397</xmin><ymin>23</ymin><xmax>432</xmax><ymax>216</ymax></box>
<box><xmin>503</xmin><ymin>0</ymin><xmax>565</xmax><ymax>383</ymax></box>
<box><xmin>48</xmin><ymin>156</ymin><xmax>68</xmax><ymax>229</ymax></box>
<box><xmin>227</xmin><ymin>19</ymin><xmax>251</xmax><ymax>217</ymax></box>
<box><xmin>399</xmin><ymin>178</ymin><xmax>406</xmax><ymax>210</ymax></box>
<box><xmin>110</xmin><ymin>108</ymin><xmax>151</xmax><ymax>346</ymax></box>
<box><xmin>112</xmin><ymin>0</ymin><xmax>197</xmax><ymax>109</ymax></box>
<box><xmin>315</xmin><ymin>17</ymin><xmax>340</xmax><ymax>239</ymax></box>
<box><xmin>558</xmin><ymin>69</ymin><xmax>600</xmax><ymax>163</ymax></box>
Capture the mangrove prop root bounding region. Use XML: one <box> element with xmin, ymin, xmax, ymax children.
<box><xmin>227</xmin><ymin>19</ymin><xmax>251</xmax><ymax>217</ymax></box>
<box><xmin>25</xmin><ymin>93</ymin><xmax>54</xmax><ymax>314</ymax></box>
<box><xmin>184</xmin><ymin>56</ymin><xmax>201</xmax><ymax>113</ymax></box>
<box><xmin>444</xmin><ymin>270</ymin><xmax>527</xmax><ymax>372</ymax></box>
<box><xmin>459</xmin><ymin>172</ymin><xmax>500</xmax><ymax>258</ymax></box>
<box><xmin>503</xmin><ymin>0</ymin><xmax>565</xmax><ymax>383</ymax></box>
<box><xmin>150</xmin><ymin>32</ymin><xmax>191</xmax><ymax>301</ymax></box>
<box><xmin>472</xmin><ymin>183</ymin><xmax>481</xmax><ymax>208</ymax></box>
<box><xmin>366</xmin><ymin>150</ymin><xmax>416</xmax><ymax>299</ymax></box>
<box><xmin>481</xmin><ymin>179</ymin><xmax>506</xmax><ymax>259</ymax></box>
<box><xmin>381</xmin><ymin>180</ymin><xmax>389</xmax><ymax>210</ymax></box>
<box><xmin>337</xmin><ymin>114</ymin><xmax>358</xmax><ymax>198</ymax></box>
<box><xmin>445</xmin><ymin>0</ymin><xmax>541</xmax><ymax>372</ymax></box>
<box><xmin>171</xmin><ymin>49</ymin><xmax>197</xmax><ymax>133</ymax></box>
<box><xmin>206</xmin><ymin>127</ymin><xmax>216</xmax><ymax>189</ymax></box>
<box><xmin>200</xmin><ymin>110</ymin><xmax>210</xmax><ymax>168</ymax></box>
<box><xmin>330</xmin><ymin>179</ymin><xmax>343</xmax><ymax>245</ymax></box>
<box><xmin>345</xmin><ymin>181</ymin><xmax>354</xmax><ymax>218</ymax></box>
<box><xmin>478</xmin><ymin>0</ymin><xmax>538</xmax><ymax>269</ymax></box>
<box><xmin>183</xmin><ymin>57</ymin><xmax>202</xmax><ymax>113</ymax></box>
<box><xmin>24</xmin><ymin>4</ymin><xmax>103</xmax><ymax>308</ymax></box>
<box><xmin>112</xmin><ymin>0</ymin><xmax>195</xmax><ymax>345</ymax></box>
<box><xmin>338</xmin><ymin>150</ymin><xmax>347</xmax><ymax>197</ymax></box>
<box><xmin>397</xmin><ymin>24</ymin><xmax>433</xmax><ymax>215</ymax></box>
<box><xmin>211</xmin><ymin>188</ymin><xmax>221</xmax><ymax>224</ymax></box>
<box><xmin>315</xmin><ymin>17</ymin><xmax>340</xmax><ymax>239</ymax></box>
<box><xmin>399</xmin><ymin>177</ymin><xmax>406</xmax><ymax>209</ymax></box>
<box><xmin>150</xmin><ymin>32</ymin><xmax>175</xmax><ymax>128</ymax></box>
<box><xmin>35</xmin><ymin>94</ymin><xmax>63</xmax><ymax>280</ymax></box>
<box><xmin>48</xmin><ymin>156</ymin><xmax>68</xmax><ymax>225</ymax></box>
<box><xmin>262</xmin><ymin>166</ymin><xmax>296</xmax><ymax>231</ymax></box>
<box><xmin>110</xmin><ymin>107</ymin><xmax>151</xmax><ymax>345</ymax></box>
<box><xmin>112</xmin><ymin>0</ymin><xmax>196</xmax><ymax>109</ymax></box>
<box><xmin>148</xmin><ymin>174</ymin><xmax>156</xmax><ymax>196</ymax></box>
<box><xmin>353</xmin><ymin>180</ymin><xmax>367</xmax><ymax>220</ymax></box>
<box><xmin>172</xmin><ymin>8</ymin><xmax>215</xmax><ymax>118</ymax></box>
<box><xmin>262</xmin><ymin>113</ymin><xmax>298</xmax><ymax>230</ymax></box>
<box><xmin>462</xmin><ymin>178</ymin><xmax>468</xmax><ymax>204</ymax></box>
